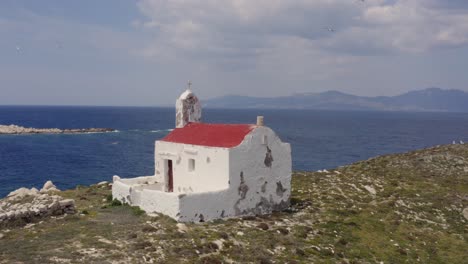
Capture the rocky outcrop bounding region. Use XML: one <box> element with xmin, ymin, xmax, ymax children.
<box><xmin>0</xmin><ymin>181</ymin><xmax>75</xmax><ymax>226</ymax></box>
<box><xmin>0</xmin><ymin>124</ymin><xmax>115</xmax><ymax>135</ymax></box>
<box><xmin>40</xmin><ymin>180</ymin><xmax>60</xmax><ymax>193</ymax></box>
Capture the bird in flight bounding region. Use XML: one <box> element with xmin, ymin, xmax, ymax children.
<box><xmin>326</xmin><ymin>26</ymin><xmax>335</xmax><ymax>32</ymax></box>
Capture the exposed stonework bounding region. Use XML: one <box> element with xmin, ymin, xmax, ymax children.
<box><xmin>238</xmin><ymin>172</ymin><xmax>249</xmax><ymax>200</ymax></box>
<box><xmin>0</xmin><ymin>182</ymin><xmax>75</xmax><ymax>226</ymax></box>
<box><xmin>276</xmin><ymin>181</ymin><xmax>287</xmax><ymax>197</ymax></box>
<box><xmin>264</xmin><ymin>146</ymin><xmax>274</xmax><ymax>168</ymax></box>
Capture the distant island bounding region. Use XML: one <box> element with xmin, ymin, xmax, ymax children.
<box><xmin>204</xmin><ymin>87</ymin><xmax>468</xmax><ymax>112</ymax></box>
<box><xmin>0</xmin><ymin>124</ymin><xmax>116</xmax><ymax>135</ymax></box>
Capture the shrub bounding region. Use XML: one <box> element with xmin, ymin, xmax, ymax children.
<box><xmin>110</xmin><ymin>199</ymin><xmax>122</xmax><ymax>206</ymax></box>
<box><xmin>131</xmin><ymin>206</ymin><xmax>145</xmax><ymax>216</ymax></box>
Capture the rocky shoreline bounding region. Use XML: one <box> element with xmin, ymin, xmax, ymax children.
<box><xmin>0</xmin><ymin>124</ymin><xmax>115</xmax><ymax>135</ymax></box>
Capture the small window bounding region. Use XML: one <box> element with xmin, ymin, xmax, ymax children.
<box><xmin>188</xmin><ymin>158</ymin><xmax>195</xmax><ymax>172</ymax></box>
<box><xmin>262</xmin><ymin>135</ymin><xmax>268</xmax><ymax>145</ymax></box>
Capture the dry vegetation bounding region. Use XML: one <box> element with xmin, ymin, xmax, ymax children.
<box><xmin>0</xmin><ymin>144</ymin><xmax>467</xmax><ymax>263</ymax></box>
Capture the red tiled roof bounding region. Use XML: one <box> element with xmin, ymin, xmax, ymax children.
<box><xmin>161</xmin><ymin>122</ymin><xmax>255</xmax><ymax>148</ymax></box>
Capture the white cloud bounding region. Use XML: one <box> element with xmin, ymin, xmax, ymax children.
<box><xmin>129</xmin><ymin>0</ymin><xmax>468</xmax><ymax>98</ymax></box>
<box><xmin>358</xmin><ymin>0</ymin><xmax>468</xmax><ymax>52</ymax></box>
<box><xmin>137</xmin><ymin>0</ymin><xmax>468</xmax><ymax>58</ymax></box>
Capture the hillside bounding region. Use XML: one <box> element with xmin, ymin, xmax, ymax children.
<box><xmin>0</xmin><ymin>144</ymin><xmax>467</xmax><ymax>263</ymax></box>
<box><xmin>204</xmin><ymin>88</ymin><xmax>468</xmax><ymax>112</ymax></box>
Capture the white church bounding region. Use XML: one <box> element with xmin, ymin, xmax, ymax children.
<box><xmin>112</xmin><ymin>83</ymin><xmax>292</xmax><ymax>222</ymax></box>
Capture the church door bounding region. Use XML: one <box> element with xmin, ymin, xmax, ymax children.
<box><xmin>167</xmin><ymin>160</ymin><xmax>173</xmax><ymax>192</ymax></box>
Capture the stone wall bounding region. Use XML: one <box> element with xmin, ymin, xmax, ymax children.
<box><xmin>0</xmin><ymin>181</ymin><xmax>76</xmax><ymax>226</ymax></box>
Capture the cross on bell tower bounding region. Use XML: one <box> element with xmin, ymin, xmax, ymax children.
<box><xmin>187</xmin><ymin>80</ymin><xmax>192</xmax><ymax>91</ymax></box>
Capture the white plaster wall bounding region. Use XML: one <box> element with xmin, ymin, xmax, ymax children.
<box><xmin>228</xmin><ymin>126</ymin><xmax>292</xmax><ymax>216</ymax></box>
<box><xmin>112</xmin><ymin>180</ymin><xmax>132</xmax><ymax>204</ymax></box>
<box><xmin>112</xmin><ymin>178</ymin><xmax>181</xmax><ymax>218</ymax></box>
<box><xmin>178</xmin><ymin>189</ymin><xmax>232</xmax><ymax>222</ymax></box>
<box><xmin>155</xmin><ymin>141</ymin><xmax>230</xmax><ymax>193</ymax></box>
<box><xmin>177</xmin><ymin>126</ymin><xmax>292</xmax><ymax>222</ymax></box>
<box><xmin>137</xmin><ymin>189</ymin><xmax>181</xmax><ymax>219</ymax></box>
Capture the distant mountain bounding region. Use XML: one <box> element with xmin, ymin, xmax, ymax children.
<box><xmin>204</xmin><ymin>88</ymin><xmax>468</xmax><ymax>112</ymax></box>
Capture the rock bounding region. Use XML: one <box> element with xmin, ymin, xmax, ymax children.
<box><xmin>59</xmin><ymin>199</ymin><xmax>75</xmax><ymax>207</ymax></box>
<box><xmin>142</xmin><ymin>225</ymin><xmax>158</xmax><ymax>232</ymax></box>
<box><xmin>40</xmin><ymin>181</ymin><xmax>58</xmax><ymax>193</ymax></box>
<box><xmin>218</xmin><ymin>231</ymin><xmax>229</xmax><ymax>239</ymax></box>
<box><xmin>0</xmin><ymin>233</ymin><xmax>4</xmax><ymax>239</ymax></box>
<box><xmin>7</xmin><ymin>187</ymin><xmax>36</xmax><ymax>198</ymax></box>
<box><xmin>48</xmin><ymin>200</ymin><xmax>60</xmax><ymax>210</ymax></box>
<box><xmin>1</xmin><ymin>190</ymin><xmax>77</xmax><ymax>225</ymax></box>
<box><xmin>242</xmin><ymin>215</ymin><xmax>256</xmax><ymax>221</ymax></box>
<box><xmin>7</xmin><ymin>187</ymin><xmax>39</xmax><ymax>199</ymax></box>
<box><xmin>0</xmin><ymin>124</ymin><xmax>115</xmax><ymax>135</ymax></box>
<box><xmin>363</xmin><ymin>185</ymin><xmax>377</xmax><ymax>195</ymax></box>
<box><xmin>277</xmin><ymin>227</ymin><xmax>289</xmax><ymax>235</ymax></box>
<box><xmin>176</xmin><ymin>223</ymin><xmax>188</xmax><ymax>233</ymax></box>
<box><xmin>462</xmin><ymin>208</ymin><xmax>468</xmax><ymax>221</ymax></box>
<box><xmin>212</xmin><ymin>239</ymin><xmax>224</xmax><ymax>250</ymax></box>
<box><xmin>257</xmin><ymin>222</ymin><xmax>269</xmax><ymax>230</ymax></box>
<box><xmin>48</xmin><ymin>187</ymin><xmax>61</xmax><ymax>193</ymax></box>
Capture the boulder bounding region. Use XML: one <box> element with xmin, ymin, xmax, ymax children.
<box><xmin>463</xmin><ymin>208</ymin><xmax>468</xmax><ymax>221</ymax></box>
<box><xmin>42</xmin><ymin>180</ymin><xmax>56</xmax><ymax>190</ymax></box>
<box><xmin>177</xmin><ymin>223</ymin><xmax>189</xmax><ymax>233</ymax></box>
<box><xmin>40</xmin><ymin>181</ymin><xmax>60</xmax><ymax>193</ymax></box>
<box><xmin>59</xmin><ymin>199</ymin><xmax>75</xmax><ymax>207</ymax></box>
<box><xmin>7</xmin><ymin>187</ymin><xmax>39</xmax><ymax>198</ymax></box>
<box><xmin>363</xmin><ymin>185</ymin><xmax>377</xmax><ymax>195</ymax></box>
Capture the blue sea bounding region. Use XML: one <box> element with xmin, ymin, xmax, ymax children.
<box><xmin>1</xmin><ymin>106</ymin><xmax>468</xmax><ymax>197</ymax></box>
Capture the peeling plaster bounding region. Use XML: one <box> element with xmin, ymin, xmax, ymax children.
<box><xmin>276</xmin><ymin>181</ymin><xmax>286</xmax><ymax>197</ymax></box>
<box><xmin>238</xmin><ymin>172</ymin><xmax>249</xmax><ymax>200</ymax></box>
<box><xmin>264</xmin><ymin>146</ymin><xmax>274</xmax><ymax>168</ymax></box>
<box><xmin>175</xmin><ymin>89</ymin><xmax>202</xmax><ymax>128</ymax></box>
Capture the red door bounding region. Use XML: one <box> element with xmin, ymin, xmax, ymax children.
<box><xmin>167</xmin><ymin>160</ymin><xmax>173</xmax><ymax>192</ymax></box>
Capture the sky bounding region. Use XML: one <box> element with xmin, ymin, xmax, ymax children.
<box><xmin>1</xmin><ymin>0</ymin><xmax>468</xmax><ymax>106</ymax></box>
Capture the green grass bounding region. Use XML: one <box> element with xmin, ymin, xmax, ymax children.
<box><xmin>1</xmin><ymin>144</ymin><xmax>467</xmax><ymax>263</ymax></box>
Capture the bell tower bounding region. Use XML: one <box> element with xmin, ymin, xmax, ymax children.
<box><xmin>175</xmin><ymin>81</ymin><xmax>202</xmax><ymax>128</ymax></box>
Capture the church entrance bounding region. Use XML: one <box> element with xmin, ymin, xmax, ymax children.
<box><xmin>166</xmin><ymin>160</ymin><xmax>173</xmax><ymax>192</ymax></box>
